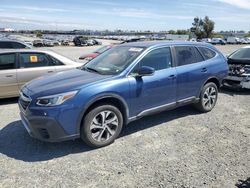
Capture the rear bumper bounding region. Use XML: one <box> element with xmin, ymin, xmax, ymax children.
<box><xmin>20</xmin><ymin>111</ymin><xmax>79</xmax><ymax>142</ymax></box>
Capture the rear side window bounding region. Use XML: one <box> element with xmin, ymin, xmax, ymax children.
<box><xmin>19</xmin><ymin>53</ymin><xmax>52</xmax><ymax>68</ymax></box>
<box><xmin>139</xmin><ymin>47</ymin><xmax>172</xmax><ymax>71</ymax></box>
<box><xmin>175</xmin><ymin>46</ymin><xmax>203</xmax><ymax>66</ymax></box>
<box><xmin>0</xmin><ymin>53</ymin><xmax>16</xmax><ymax>70</ymax></box>
<box><xmin>0</xmin><ymin>42</ymin><xmax>13</xmax><ymax>49</ymax></box>
<box><xmin>49</xmin><ymin>55</ymin><xmax>64</xmax><ymax>66</ymax></box>
<box><xmin>198</xmin><ymin>47</ymin><xmax>216</xmax><ymax>60</ymax></box>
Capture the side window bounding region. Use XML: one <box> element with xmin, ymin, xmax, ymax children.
<box><xmin>175</xmin><ymin>46</ymin><xmax>202</xmax><ymax>66</ymax></box>
<box><xmin>198</xmin><ymin>47</ymin><xmax>216</xmax><ymax>60</ymax></box>
<box><xmin>19</xmin><ymin>53</ymin><xmax>51</xmax><ymax>68</ymax></box>
<box><xmin>11</xmin><ymin>42</ymin><xmax>26</xmax><ymax>49</ymax></box>
<box><xmin>139</xmin><ymin>47</ymin><xmax>172</xmax><ymax>71</ymax></box>
<box><xmin>0</xmin><ymin>53</ymin><xmax>16</xmax><ymax>70</ymax></box>
<box><xmin>0</xmin><ymin>42</ymin><xmax>13</xmax><ymax>49</ymax></box>
<box><xmin>49</xmin><ymin>56</ymin><xmax>64</xmax><ymax>66</ymax></box>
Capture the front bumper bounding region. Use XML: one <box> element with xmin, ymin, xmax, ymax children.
<box><xmin>223</xmin><ymin>75</ymin><xmax>250</xmax><ymax>89</ymax></box>
<box><xmin>20</xmin><ymin>111</ymin><xmax>79</xmax><ymax>142</ymax></box>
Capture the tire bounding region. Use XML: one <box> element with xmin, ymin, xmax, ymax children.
<box><xmin>81</xmin><ymin>104</ymin><xmax>123</xmax><ymax>148</ymax></box>
<box><xmin>194</xmin><ymin>82</ymin><xmax>218</xmax><ymax>112</ymax></box>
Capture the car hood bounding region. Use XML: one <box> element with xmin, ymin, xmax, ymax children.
<box><xmin>23</xmin><ymin>69</ymin><xmax>112</xmax><ymax>97</ymax></box>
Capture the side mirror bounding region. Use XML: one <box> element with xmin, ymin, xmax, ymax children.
<box><xmin>138</xmin><ymin>66</ymin><xmax>155</xmax><ymax>77</ymax></box>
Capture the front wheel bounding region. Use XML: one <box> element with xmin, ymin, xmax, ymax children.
<box><xmin>81</xmin><ymin>105</ymin><xmax>123</xmax><ymax>148</ymax></box>
<box><xmin>194</xmin><ymin>82</ymin><xmax>218</xmax><ymax>112</ymax></box>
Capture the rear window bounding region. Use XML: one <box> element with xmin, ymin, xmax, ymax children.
<box><xmin>198</xmin><ymin>47</ymin><xmax>216</xmax><ymax>60</ymax></box>
<box><xmin>0</xmin><ymin>53</ymin><xmax>16</xmax><ymax>70</ymax></box>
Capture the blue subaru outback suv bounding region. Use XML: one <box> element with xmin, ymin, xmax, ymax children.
<box><xmin>19</xmin><ymin>41</ymin><xmax>228</xmax><ymax>147</ymax></box>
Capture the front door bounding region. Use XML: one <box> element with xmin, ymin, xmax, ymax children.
<box><xmin>128</xmin><ymin>47</ymin><xmax>177</xmax><ymax>117</ymax></box>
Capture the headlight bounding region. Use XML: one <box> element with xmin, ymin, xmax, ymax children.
<box><xmin>36</xmin><ymin>91</ymin><xmax>78</xmax><ymax>107</ymax></box>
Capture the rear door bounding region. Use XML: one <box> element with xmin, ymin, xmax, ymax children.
<box><xmin>16</xmin><ymin>52</ymin><xmax>56</xmax><ymax>89</ymax></box>
<box><xmin>173</xmin><ymin>45</ymin><xmax>206</xmax><ymax>100</ymax></box>
<box><xmin>0</xmin><ymin>53</ymin><xmax>19</xmax><ymax>98</ymax></box>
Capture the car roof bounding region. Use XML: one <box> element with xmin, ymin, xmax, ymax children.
<box><xmin>0</xmin><ymin>49</ymin><xmax>51</xmax><ymax>54</ymax></box>
<box><xmin>119</xmin><ymin>40</ymin><xmax>214</xmax><ymax>48</ymax></box>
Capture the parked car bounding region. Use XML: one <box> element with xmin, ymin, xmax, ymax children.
<box><xmin>0</xmin><ymin>49</ymin><xmax>81</xmax><ymax>98</ymax></box>
<box><xmin>239</xmin><ymin>38</ymin><xmax>249</xmax><ymax>44</ymax></box>
<box><xmin>79</xmin><ymin>45</ymin><xmax>114</xmax><ymax>61</ymax></box>
<box><xmin>61</xmin><ymin>40</ymin><xmax>70</xmax><ymax>46</ymax></box>
<box><xmin>0</xmin><ymin>40</ymin><xmax>32</xmax><ymax>49</ymax></box>
<box><xmin>18</xmin><ymin>41</ymin><xmax>228</xmax><ymax>147</ymax></box>
<box><xmin>43</xmin><ymin>39</ymin><xmax>54</xmax><ymax>47</ymax></box>
<box><xmin>201</xmin><ymin>38</ymin><xmax>212</xmax><ymax>43</ymax></box>
<box><xmin>92</xmin><ymin>39</ymin><xmax>102</xmax><ymax>45</ymax></box>
<box><xmin>227</xmin><ymin>37</ymin><xmax>241</xmax><ymax>44</ymax></box>
<box><xmin>73</xmin><ymin>36</ymin><xmax>88</xmax><ymax>46</ymax></box>
<box><xmin>223</xmin><ymin>46</ymin><xmax>250</xmax><ymax>89</ymax></box>
<box><xmin>33</xmin><ymin>40</ymin><xmax>44</xmax><ymax>47</ymax></box>
<box><xmin>211</xmin><ymin>38</ymin><xmax>226</xmax><ymax>45</ymax></box>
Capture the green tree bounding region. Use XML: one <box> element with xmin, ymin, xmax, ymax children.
<box><xmin>203</xmin><ymin>16</ymin><xmax>215</xmax><ymax>38</ymax></box>
<box><xmin>191</xmin><ymin>16</ymin><xmax>215</xmax><ymax>39</ymax></box>
<box><xmin>191</xmin><ymin>17</ymin><xmax>204</xmax><ymax>39</ymax></box>
<box><xmin>168</xmin><ymin>30</ymin><xmax>176</xmax><ymax>34</ymax></box>
<box><xmin>35</xmin><ymin>31</ymin><xmax>43</xmax><ymax>38</ymax></box>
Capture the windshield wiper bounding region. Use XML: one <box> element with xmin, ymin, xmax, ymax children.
<box><xmin>83</xmin><ymin>66</ymin><xmax>102</xmax><ymax>74</ymax></box>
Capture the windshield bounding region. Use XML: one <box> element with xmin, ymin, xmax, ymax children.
<box><xmin>83</xmin><ymin>46</ymin><xmax>145</xmax><ymax>75</ymax></box>
<box><xmin>229</xmin><ymin>48</ymin><xmax>250</xmax><ymax>60</ymax></box>
<box><xmin>94</xmin><ymin>46</ymin><xmax>111</xmax><ymax>54</ymax></box>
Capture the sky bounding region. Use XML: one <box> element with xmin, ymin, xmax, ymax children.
<box><xmin>0</xmin><ymin>0</ymin><xmax>249</xmax><ymax>31</ymax></box>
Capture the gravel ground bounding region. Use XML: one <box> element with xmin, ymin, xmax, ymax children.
<box><xmin>0</xmin><ymin>44</ymin><xmax>250</xmax><ymax>188</ymax></box>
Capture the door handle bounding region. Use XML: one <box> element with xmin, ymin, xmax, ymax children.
<box><xmin>47</xmin><ymin>70</ymin><xmax>54</xmax><ymax>73</ymax></box>
<box><xmin>201</xmin><ymin>68</ymin><xmax>207</xmax><ymax>73</ymax></box>
<box><xmin>5</xmin><ymin>75</ymin><xmax>13</xmax><ymax>77</ymax></box>
<box><xmin>168</xmin><ymin>75</ymin><xmax>176</xmax><ymax>79</ymax></box>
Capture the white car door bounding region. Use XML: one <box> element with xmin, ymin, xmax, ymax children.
<box><xmin>16</xmin><ymin>52</ymin><xmax>56</xmax><ymax>89</ymax></box>
<box><xmin>0</xmin><ymin>53</ymin><xmax>19</xmax><ymax>98</ymax></box>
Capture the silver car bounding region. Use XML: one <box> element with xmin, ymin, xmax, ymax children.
<box><xmin>0</xmin><ymin>49</ymin><xmax>81</xmax><ymax>98</ymax></box>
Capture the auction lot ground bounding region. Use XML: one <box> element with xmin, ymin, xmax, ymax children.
<box><xmin>0</xmin><ymin>43</ymin><xmax>250</xmax><ymax>188</ymax></box>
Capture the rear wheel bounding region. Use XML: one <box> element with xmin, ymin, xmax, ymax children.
<box><xmin>81</xmin><ymin>104</ymin><xmax>123</xmax><ymax>148</ymax></box>
<box><xmin>194</xmin><ymin>82</ymin><xmax>218</xmax><ymax>112</ymax></box>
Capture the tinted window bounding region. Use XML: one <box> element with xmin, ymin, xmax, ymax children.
<box><xmin>11</xmin><ymin>42</ymin><xmax>26</xmax><ymax>49</ymax></box>
<box><xmin>0</xmin><ymin>53</ymin><xmax>16</xmax><ymax>70</ymax></box>
<box><xmin>139</xmin><ymin>47</ymin><xmax>172</xmax><ymax>71</ymax></box>
<box><xmin>198</xmin><ymin>47</ymin><xmax>216</xmax><ymax>60</ymax></box>
<box><xmin>19</xmin><ymin>53</ymin><xmax>51</xmax><ymax>68</ymax></box>
<box><xmin>0</xmin><ymin>42</ymin><xmax>13</xmax><ymax>49</ymax></box>
<box><xmin>175</xmin><ymin>46</ymin><xmax>202</xmax><ymax>66</ymax></box>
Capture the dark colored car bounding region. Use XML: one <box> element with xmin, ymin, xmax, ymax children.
<box><xmin>0</xmin><ymin>40</ymin><xmax>32</xmax><ymax>49</ymax></box>
<box><xmin>73</xmin><ymin>36</ymin><xmax>88</xmax><ymax>46</ymax></box>
<box><xmin>223</xmin><ymin>46</ymin><xmax>250</xmax><ymax>89</ymax></box>
<box><xmin>19</xmin><ymin>41</ymin><xmax>228</xmax><ymax>148</ymax></box>
<box><xmin>79</xmin><ymin>45</ymin><xmax>114</xmax><ymax>61</ymax></box>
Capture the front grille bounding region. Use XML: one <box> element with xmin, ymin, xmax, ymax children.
<box><xmin>19</xmin><ymin>91</ymin><xmax>31</xmax><ymax>110</ymax></box>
